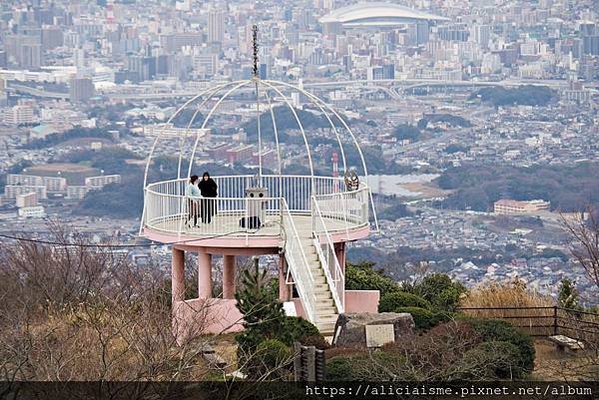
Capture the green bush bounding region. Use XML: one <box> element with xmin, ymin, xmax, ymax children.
<box><xmin>278</xmin><ymin>317</ymin><xmax>322</xmax><ymax>346</ymax></box>
<box><xmin>379</xmin><ymin>291</ymin><xmax>431</xmax><ymax>312</ymax></box>
<box><xmin>345</xmin><ymin>262</ymin><xmax>399</xmax><ymax>297</ymax></box>
<box><xmin>254</xmin><ymin>339</ymin><xmax>293</xmax><ymax>380</ymax></box>
<box><xmin>395</xmin><ymin>307</ymin><xmax>451</xmax><ymax>331</ymax></box>
<box><xmin>453</xmin><ymin>341</ymin><xmax>522</xmax><ymax>380</ymax></box>
<box><xmin>468</xmin><ymin>318</ymin><xmax>535</xmax><ymax>376</ymax></box>
<box><xmin>300</xmin><ymin>334</ymin><xmax>331</xmax><ymax>350</ymax></box>
<box><xmin>325</xmin><ymin>352</ymin><xmax>407</xmax><ymax>381</ymax></box>
<box><xmin>407</xmin><ymin>273</ymin><xmax>466</xmax><ymax>312</ymax></box>
<box><xmin>393</xmin><ymin>124</ymin><xmax>421</xmax><ymax>142</ymax></box>
<box><xmin>325</xmin><ymin>356</ymin><xmax>355</xmax><ymax>381</ymax></box>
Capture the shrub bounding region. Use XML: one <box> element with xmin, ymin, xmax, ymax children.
<box><xmin>382</xmin><ymin>321</ymin><xmax>483</xmax><ymax>380</ymax></box>
<box><xmin>558</xmin><ymin>278</ymin><xmax>583</xmax><ymax>311</ymax></box>
<box><xmin>253</xmin><ymin>339</ymin><xmax>293</xmax><ymax>380</ymax></box>
<box><xmin>300</xmin><ymin>334</ymin><xmax>331</xmax><ymax>350</ymax></box>
<box><xmin>379</xmin><ymin>291</ymin><xmax>431</xmax><ymax>312</ymax></box>
<box><xmin>451</xmin><ymin>341</ymin><xmax>522</xmax><ymax>380</ymax></box>
<box><xmin>325</xmin><ymin>356</ymin><xmax>355</xmax><ymax>381</ymax></box>
<box><xmin>326</xmin><ymin>352</ymin><xmax>407</xmax><ymax>381</ymax></box>
<box><xmin>345</xmin><ymin>262</ymin><xmax>399</xmax><ymax>297</ymax></box>
<box><xmin>394</xmin><ymin>306</ymin><xmax>451</xmax><ymax>331</ymax></box>
<box><xmin>407</xmin><ymin>273</ymin><xmax>466</xmax><ymax>312</ymax></box>
<box><xmin>468</xmin><ymin>318</ymin><xmax>535</xmax><ymax>376</ymax></box>
<box><xmin>278</xmin><ymin>317</ymin><xmax>322</xmax><ymax>346</ymax></box>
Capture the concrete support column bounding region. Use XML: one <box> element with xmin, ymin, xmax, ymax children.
<box><xmin>198</xmin><ymin>252</ymin><xmax>213</xmax><ymax>298</ymax></box>
<box><xmin>172</xmin><ymin>247</ymin><xmax>185</xmax><ymax>304</ymax></box>
<box><xmin>223</xmin><ymin>255</ymin><xmax>236</xmax><ymax>299</ymax></box>
<box><xmin>335</xmin><ymin>243</ymin><xmax>346</xmax><ymax>275</ymax></box>
<box><xmin>279</xmin><ymin>255</ymin><xmax>291</xmax><ymax>301</ymax></box>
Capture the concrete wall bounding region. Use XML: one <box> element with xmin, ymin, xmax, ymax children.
<box><xmin>173</xmin><ymin>298</ymin><xmax>244</xmax><ymax>344</ymax></box>
<box><xmin>291</xmin><ymin>289</ymin><xmax>380</xmax><ymax>320</ymax></box>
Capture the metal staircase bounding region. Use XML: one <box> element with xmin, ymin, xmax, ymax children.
<box><xmin>281</xmin><ymin>198</ymin><xmax>345</xmax><ymax>335</ymax></box>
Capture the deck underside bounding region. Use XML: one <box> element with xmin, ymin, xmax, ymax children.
<box><xmin>149</xmin><ymin>213</ymin><xmax>361</xmax><ymax>238</ymax></box>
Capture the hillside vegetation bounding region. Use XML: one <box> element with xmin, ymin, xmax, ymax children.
<box><xmin>436</xmin><ymin>162</ymin><xmax>599</xmax><ymax>212</ymax></box>
<box><xmin>471</xmin><ymin>85</ymin><xmax>556</xmax><ymax>107</ymax></box>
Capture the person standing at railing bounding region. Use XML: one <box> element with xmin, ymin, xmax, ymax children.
<box><xmin>198</xmin><ymin>172</ymin><xmax>218</xmax><ymax>224</ymax></box>
<box><xmin>186</xmin><ymin>175</ymin><xmax>202</xmax><ymax>227</ymax></box>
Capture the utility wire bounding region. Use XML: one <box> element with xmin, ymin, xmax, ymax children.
<box><xmin>0</xmin><ymin>229</ymin><xmax>256</xmax><ymax>249</ymax></box>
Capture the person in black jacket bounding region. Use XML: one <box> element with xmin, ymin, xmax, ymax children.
<box><xmin>198</xmin><ymin>172</ymin><xmax>218</xmax><ymax>223</ymax></box>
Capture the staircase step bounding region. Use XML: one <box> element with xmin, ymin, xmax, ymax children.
<box><xmin>316</xmin><ymin>322</ymin><xmax>337</xmax><ymax>334</ymax></box>
<box><xmin>315</xmin><ymin>307</ymin><xmax>336</xmax><ymax>315</ymax></box>
<box><xmin>315</xmin><ymin>298</ymin><xmax>334</xmax><ymax>307</ymax></box>
<box><xmin>318</xmin><ymin>314</ymin><xmax>339</xmax><ymax>322</ymax></box>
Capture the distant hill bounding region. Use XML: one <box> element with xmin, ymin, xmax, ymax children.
<box><xmin>435</xmin><ymin>162</ymin><xmax>599</xmax><ymax>212</ymax></box>
<box><xmin>470</xmin><ymin>85</ymin><xmax>556</xmax><ymax>107</ymax></box>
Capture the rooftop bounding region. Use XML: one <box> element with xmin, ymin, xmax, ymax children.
<box><xmin>320</xmin><ymin>2</ymin><xmax>450</xmax><ymax>26</ymax></box>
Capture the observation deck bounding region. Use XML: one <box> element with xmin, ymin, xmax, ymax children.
<box><xmin>138</xmin><ymin>62</ymin><xmax>381</xmax><ymax>336</ymax></box>
<box><xmin>142</xmin><ymin>174</ymin><xmax>371</xmax><ymax>248</ymax></box>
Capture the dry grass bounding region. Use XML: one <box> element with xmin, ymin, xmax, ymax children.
<box><xmin>461</xmin><ymin>278</ymin><xmax>554</xmax><ymax>309</ymax></box>
<box><xmin>459</xmin><ymin>279</ymin><xmax>556</xmax><ymax>336</ymax></box>
<box><xmin>533</xmin><ymin>339</ymin><xmax>599</xmax><ymax>381</ymax></box>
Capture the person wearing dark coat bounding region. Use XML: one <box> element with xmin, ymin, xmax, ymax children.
<box><xmin>198</xmin><ymin>172</ymin><xmax>218</xmax><ymax>223</ymax></box>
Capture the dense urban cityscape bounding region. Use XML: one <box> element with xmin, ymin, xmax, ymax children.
<box><xmin>1</xmin><ymin>0</ymin><xmax>598</xmax><ymax>306</ymax></box>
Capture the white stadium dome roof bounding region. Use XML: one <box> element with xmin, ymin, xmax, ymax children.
<box><xmin>320</xmin><ymin>2</ymin><xmax>449</xmax><ymax>27</ymax></box>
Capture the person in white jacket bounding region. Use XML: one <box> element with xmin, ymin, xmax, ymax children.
<box><xmin>186</xmin><ymin>175</ymin><xmax>201</xmax><ymax>227</ymax></box>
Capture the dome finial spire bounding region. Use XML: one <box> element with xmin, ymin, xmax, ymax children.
<box><xmin>252</xmin><ymin>24</ymin><xmax>259</xmax><ymax>80</ymax></box>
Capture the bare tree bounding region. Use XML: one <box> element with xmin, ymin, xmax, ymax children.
<box><xmin>559</xmin><ymin>208</ymin><xmax>599</xmax><ymax>380</ymax></box>
<box><xmin>561</xmin><ymin>208</ymin><xmax>599</xmax><ymax>291</ymax></box>
<box><xmin>0</xmin><ymin>223</ymin><xmax>215</xmax><ymax>389</ymax></box>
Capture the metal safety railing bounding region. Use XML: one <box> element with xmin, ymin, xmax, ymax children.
<box><xmin>142</xmin><ymin>175</ymin><xmax>371</xmax><ymax>238</ymax></box>
<box><xmin>281</xmin><ymin>198</ymin><xmax>317</xmax><ymax>324</ymax></box>
<box><xmin>311</xmin><ymin>196</ymin><xmax>345</xmax><ymax>314</ymax></box>
<box><xmin>312</xmin><ymin>186</ymin><xmax>370</xmax><ymax>233</ymax></box>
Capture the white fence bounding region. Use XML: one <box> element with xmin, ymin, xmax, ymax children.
<box><xmin>143</xmin><ymin>175</ymin><xmax>370</xmax><ymax>237</ymax></box>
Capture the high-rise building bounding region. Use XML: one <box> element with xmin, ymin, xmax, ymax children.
<box><xmin>5</xmin><ymin>35</ymin><xmax>42</xmax><ymax>69</ymax></box>
<box><xmin>367</xmin><ymin>64</ymin><xmax>394</xmax><ymax>80</ymax></box>
<box><xmin>208</xmin><ymin>10</ymin><xmax>224</xmax><ymax>43</ymax></box>
<box><xmin>16</xmin><ymin>192</ymin><xmax>38</xmax><ymax>208</ymax></box>
<box><xmin>160</xmin><ymin>33</ymin><xmax>203</xmax><ymax>53</ymax></box>
<box><xmin>85</xmin><ymin>175</ymin><xmax>121</xmax><ymax>189</ymax></box>
<box><xmin>407</xmin><ymin>22</ymin><xmax>430</xmax><ymax>46</ymax></box>
<box><xmin>69</xmin><ymin>77</ymin><xmax>95</xmax><ymax>103</ymax></box>
<box><xmin>583</xmin><ymin>36</ymin><xmax>599</xmax><ymax>56</ymax></box>
<box><xmin>4</xmin><ymin>105</ymin><xmax>35</xmax><ymax>125</ymax></box>
<box><xmin>438</xmin><ymin>24</ymin><xmax>469</xmax><ymax>42</ymax></box>
<box><xmin>194</xmin><ymin>54</ymin><xmax>218</xmax><ymax>77</ymax></box>
<box><xmin>41</xmin><ymin>26</ymin><xmax>64</xmax><ymax>50</ymax></box>
<box><xmin>471</xmin><ymin>24</ymin><xmax>491</xmax><ymax>49</ymax></box>
<box><xmin>4</xmin><ymin>185</ymin><xmax>47</xmax><ymax>200</ymax></box>
<box><xmin>127</xmin><ymin>55</ymin><xmax>157</xmax><ymax>81</ymax></box>
<box><xmin>73</xmin><ymin>47</ymin><xmax>86</xmax><ymax>68</ymax></box>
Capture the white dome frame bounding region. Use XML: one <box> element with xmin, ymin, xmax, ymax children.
<box><xmin>140</xmin><ymin>78</ymin><xmax>379</xmax><ymax>234</ymax></box>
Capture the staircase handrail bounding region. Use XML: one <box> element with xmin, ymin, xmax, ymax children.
<box><xmin>311</xmin><ymin>196</ymin><xmax>345</xmax><ymax>314</ymax></box>
<box><xmin>280</xmin><ymin>198</ymin><xmax>317</xmax><ymax>324</ymax></box>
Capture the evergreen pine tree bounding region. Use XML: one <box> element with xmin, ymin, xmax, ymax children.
<box><xmin>558</xmin><ymin>278</ymin><xmax>582</xmax><ymax>310</ymax></box>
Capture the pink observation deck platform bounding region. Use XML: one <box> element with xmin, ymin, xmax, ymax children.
<box><xmin>140</xmin><ymin>76</ymin><xmax>380</xmax><ymax>342</ymax></box>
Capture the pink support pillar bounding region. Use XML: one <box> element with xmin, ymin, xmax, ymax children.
<box><xmin>335</xmin><ymin>243</ymin><xmax>346</xmax><ymax>275</ymax></box>
<box><xmin>198</xmin><ymin>252</ymin><xmax>213</xmax><ymax>298</ymax></box>
<box><xmin>223</xmin><ymin>255</ymin><xmax>236</xmax><ymax>299</ymax></box>
<box><xmin>279</xmin><ymin>255</ymin><xmax>291</xmax><ymax>301</ymax></box>
<box><xmin>172</xmin><ymin>247</ymin><xmax>185</xmax><ymax>304</ymax></box>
